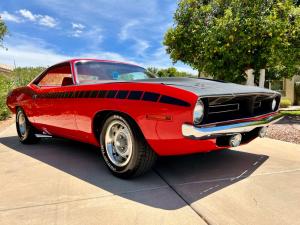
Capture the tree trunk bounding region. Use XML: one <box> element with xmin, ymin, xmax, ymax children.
<box><xmin>259</xmin><ymin>69</ymin><xmax>265</xmax><ymax>88</ymax></box>
<box><xmin>198</xmin><ymin>69</ymin><xmax>201</xmax><ymax>78</ymax></box>
<box><xmin>245</xmin><ymin>68</ymin><xmax>255</xmax><ymax>86</ymax></box>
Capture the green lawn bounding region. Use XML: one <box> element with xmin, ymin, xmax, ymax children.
<box><xmin>280</xmin><ymin>110</ymin><xmax>300</xmax><ymax>116</ymax></box>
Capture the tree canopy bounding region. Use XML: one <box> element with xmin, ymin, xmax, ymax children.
<box><xmin>164</xmin><ymin>0</ymin><xmax>300</xmax><ymax>83</ymax></box>
<box><xmin>147</xmin><ymin>67</ymin><xmax>194</xmax><ymax>77</ymax></box>
<box><xmin>0</xmin><ymin>16</ymin><xmax>8</xmax><ymax>48</ymax></box>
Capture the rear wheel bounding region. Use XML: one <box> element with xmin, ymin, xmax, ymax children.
<box><xmin>100</xmin><ymin>115</ymin><xmax>157</xmax><ymax>178</ymax></box>
<box><xmin>16</xmin><ymin>108</ymin><xmax>39</xmax><ymax>144</ymax></box>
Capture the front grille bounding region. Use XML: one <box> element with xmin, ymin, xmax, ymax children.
<box><xmin>201</xmin><ymin>93</ymin><xmax>280</xmax><ymax>125</ymax></box>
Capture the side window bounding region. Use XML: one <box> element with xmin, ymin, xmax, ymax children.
<box><xmin>37</xmin><ymin>63</ymin><xmax>73</xmax><ymax>86</ymax></box>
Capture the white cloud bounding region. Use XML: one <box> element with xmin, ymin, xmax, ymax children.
<box><xmin>18</xmin><ymin>9</ymin><xmax>58</xmax><ymax>28</ymax></box>
<box><xmin>72</xmin><ymin>23</ymin><xmax>85</xmax><ymax>30</ymax></box>
<box><xmin>80</xmin><ymin>27</ymin><xmax>103</xmax><ymax>47</ymax></box>
<box><xmin>0</xmin><ymin>35</ymin><xmax>132</xmax><ymax>67</ymax></box>
<box><xmin>71</xmin><ymin>22</ymin><xmax>86</xmax><ymax>37</ymax></box>
<box><xmin>119</xmin><ymin>20</ymin><xmax>139</xmax><ymax>40</ymax></box>
<box><xmin>0</xmin><ymin>43</ymin><xmax>68</xmax><ymax>67</ymax></box>
<box><xmin>118</xmin><ymin>20</ymin><xmax>150</xmax><ymax>56</ymax></box>
<box><xmin>0</xmin><ymin>41</ymin><xmax>196</xmax><ymax>74</ymax></box>
<box><xmin>1</xmin><ymin>11</ymin><xmax>22</xmax><ymax>23</ymax></box>
<box><xmin>38</xmin><ymin>15</ymin><xmax>57</xmax><ymax>28</ymax></box>
<box><xmin>138</xmin><ymin>46</ymin><xmax>198</xmax><ymax>75</ymax></box>
<box><xmin>0</xmin><ymin>27</ymin><xmax>196</xmax><ymax>74</ymax></box>
<box><xmin>80</xmin><ymin>52</ymin><xmax>137</xmax><ymax>64</ymax></box>
<box><xmin>134</xmin><ymin>39</ymin><xmax>150</xmax><ymax>56</ymax></box>
<box><xmin>18</xmin><ymin>9</ymin><xmax>36</xmax><ymax>21</ymax></box>
<box><xmin>72</xmin><ymin>30</ymin><xmax>83</xmax><ymax>37</ymax></box>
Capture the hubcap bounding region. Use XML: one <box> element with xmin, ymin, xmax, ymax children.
<box><xmin>105</xmin><ymin>120</ymin><xmax>133</xmax><ymax>167</ymax></box>
<box><xmin>18</xmin><ymin>112</ymin><xmax>27</xmax><ymax>137</ymax></box>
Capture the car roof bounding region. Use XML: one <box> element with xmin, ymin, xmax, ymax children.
<box><xmin>52</xmin><ymin>58</ymin><xmax>141</xmax><ymax>68</ymax></box>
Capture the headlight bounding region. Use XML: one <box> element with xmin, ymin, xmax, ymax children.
<box><xmin>271</xmin><ymin>99</ymin><xmax>277</xmax><ymax>111</ymax></box>
<box><xmin>193</xmin><ymin>100</ymin><xmax>204</xmax><ymax>124</ymax></box>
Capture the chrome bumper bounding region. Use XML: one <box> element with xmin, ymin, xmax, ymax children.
<box><xmin>182</xmin><ymin>114</ymin><xmax>283</xmax><ymax>139</ymax></box>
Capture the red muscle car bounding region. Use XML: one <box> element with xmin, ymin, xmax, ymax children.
<box><xmin>6</xmin><ymin>59</ymin><xmax>283</xmax><ymax>178</ymax></box>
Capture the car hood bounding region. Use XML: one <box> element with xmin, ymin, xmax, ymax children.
<box><xmin>137</xmin><ymin>77</ymin><xmax>277</xmax><ymax>97</ymax></box>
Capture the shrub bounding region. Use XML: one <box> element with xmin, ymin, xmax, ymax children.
<box><xmin>0</xmin><ymin>67</ymin><xmax>44</xmax><ymax>121</ymax></box>
<box><xmin>295</xmin><ymin>82</ymin><xmax>300</xmax><ymax>102</ymax></box>
<box><xmin>280</xmin><ymin>98</ymin><xmax>292</xmax><ymax>108</ymax></box>
<box><xmin>0</xmin><ymin>76</ymin><xmax>14</xmax><ymax>120</ymax></box>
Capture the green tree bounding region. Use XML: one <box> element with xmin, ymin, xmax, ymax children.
<box><xmin>147</xmin><ymin>67</ymin><xmax>193</xmax><ymax>77</ymax></box>
<box><xmin>146</xmin><ymin>67</ymin><xmax>159</xmax><ymax>76</ymax></box>
<box><xmin>0</xmin><ymin>16</ymin><xmax>8</xmax><ymax>48</ymax></box>
<box><xmin>164</xmin><ymin>0</ymin><xmax>300</xmax><ymax>85</ymax></box>
<box><xmin>157</xmin><ymin>67</ymin><xmax>178</xmax><ymax>77</ymax></box>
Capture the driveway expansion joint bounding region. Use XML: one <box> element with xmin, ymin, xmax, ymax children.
<box><xmin>0</xmin><ymin>185</ymin><xmax>170</xmax><ymax>213</ymax></box>
<box><xmin>153</xmin><ymin>168</ymin><xmax>212</xmax><ymax>225</ymax></box>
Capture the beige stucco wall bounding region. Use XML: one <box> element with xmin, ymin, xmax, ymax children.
<box><xmin>285</xmin><ymin>77</ymin><xmax>295</xmax><ymax>103</ymax></box>
<box><xmin>285</xmin><ymin>75</ymin><xmax>300</xmax><ymax>105</ymax></box>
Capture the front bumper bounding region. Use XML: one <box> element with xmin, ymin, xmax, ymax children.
<box><xmin>182</xmin><ymin>113</ymin><xmax>283</xmax><ymax>140</ymax></box>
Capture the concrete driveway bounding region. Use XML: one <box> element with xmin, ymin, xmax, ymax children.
<box><xmin>0</xmin><ymin>124</ymin><xmax>300</xmax><ymax>225</ymax></box>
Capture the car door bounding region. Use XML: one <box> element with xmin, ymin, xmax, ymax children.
<box><xmin>31</xmin><ymin>63</ymin><xmax>78</xmax><ymax>138</ymax></box>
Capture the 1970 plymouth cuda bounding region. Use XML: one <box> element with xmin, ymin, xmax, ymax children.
<box><xmin>7</xmin><ymin>59</ymin><xmax>283</xmax><ymax>178</ymax></box>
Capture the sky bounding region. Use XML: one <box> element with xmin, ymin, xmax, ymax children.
<box><xmin>0</xmin><ymin>0</ymin><xmax>196</xmax><ymax>74</ymax></box>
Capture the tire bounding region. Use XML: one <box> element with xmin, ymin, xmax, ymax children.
<box><xmin>16</xmin><ymin>108</ymin><xmax>39</xmax><ymax>144</ymax></box>
<box><xmin>100</xmin><ymin>114</ymin><xmax>157</xmax><ymax>178</ymax></box>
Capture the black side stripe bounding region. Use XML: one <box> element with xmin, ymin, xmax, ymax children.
<box><xmin>159</xmin><ymin>95</ymin><xmax>191</xmax><ymax>107</ymax></box>
<box><xmin>142</xmin><ymin>92</ymin><xmax>160</xmax><ymax>102</ymax></box>
<box><xmin>98</xmin><ymin>90</ymin><xmax>107</xmax><ymax>98</ymax></box>
<box><xmin>107</xmin><ymin>90</ymin><xmax>117</xmax><ymax>98</ymax></box>
<box><xmin>36</xmin><ymin>90</ymin><xmax>191</xmax><ymax>107</ymax></box>
<box><xmin>116</xmin><ymin>90</ymin><xmax>129</xmax><ymax>99</ymax></box>
<box><xmin>128</xmin><ymin>91</ymin><xmax>143</xmax><ymax>100</ymax></box>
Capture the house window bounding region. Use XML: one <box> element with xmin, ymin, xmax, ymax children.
<box><xmin>265</xmin><ymin>80</ymin><xmax>286</xmax><ymax>96</ymax></box>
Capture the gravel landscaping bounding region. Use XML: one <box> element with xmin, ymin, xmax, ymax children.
<box><xmin>267</xmin><ymin>115</ymin><xmax>300</xmax><ymax>144</ymax></box>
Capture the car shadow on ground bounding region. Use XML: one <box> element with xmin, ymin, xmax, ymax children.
<box><xmin>275</xmin><ymin>115</ymin><xmax>300</xmax><ymax>125</ymax></box>
<box><xmin>0</xmin><ymin>136</ymin><xmax>268</xmax><ymax>210</ymax></box>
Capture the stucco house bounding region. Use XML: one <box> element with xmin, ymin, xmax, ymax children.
<box><xmin>0</xmin><ymin>64</ymin><xmax>13</xmax><ymax>74</ymax></box>
<box><xmin>265</xmin><ymin>75</ymin><xmax>300</xmax><ymax>105</ymax></box>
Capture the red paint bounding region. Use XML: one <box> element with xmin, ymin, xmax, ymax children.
<box><xmin>6</xmin><ymin>59</ymin><xmax>277</xmax><ymax>156</ymax></box>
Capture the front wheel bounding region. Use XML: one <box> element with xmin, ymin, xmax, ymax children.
<box><xmin>16</xmin><ymin>108</ymin><xmax>39</xmax><ymax>144</ymax></box>
<box><xmin>100</xmin><ymin>115</ymin><xmax>157</xmax><ymax>178</ymax></box>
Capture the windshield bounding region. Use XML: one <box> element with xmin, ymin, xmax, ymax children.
<box><xmin>75</xmin><ymin>61</ymin><xmax>155</xmax><ymax>83</ymax></box>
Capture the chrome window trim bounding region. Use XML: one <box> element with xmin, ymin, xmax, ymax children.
<box><xmin>73</xmin><ymin>59</ymin><xmax>146</xmax><ymax>85</ymax></box>
<box><xmin>32</xmin><ymin>62</ymin><xmax>75</xmax><ymax>87</ymax></box>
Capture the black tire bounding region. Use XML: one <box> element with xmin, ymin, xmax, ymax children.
<box><xmin>100</xmin><ymin>114</ymin><xmax>157</xmax><ymax>178</ymax></box>
<box><xmin>16</xmin><ymin>108</ymin><xmax>39</xmax><ymax>144</ymax></box>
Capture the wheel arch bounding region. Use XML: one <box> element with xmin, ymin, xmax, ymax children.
<box><xmin>92</xmin><ymin>110</ymin><xmax>147</xmax><ymax>145</ymax></box>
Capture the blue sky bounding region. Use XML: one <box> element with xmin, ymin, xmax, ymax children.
<box><xmin>0</xmin><ymin>0</ymin><xmax>196</xmax><ymax>74</ymax></box>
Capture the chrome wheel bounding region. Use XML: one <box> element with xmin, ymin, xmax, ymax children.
<box><xmin>104</xmin><ymin>120</ymin><xmax>133</xmax><ymax>167</ymax></box>
<box><xmin>17</xmin><ymin>111</ymin><xmax>27</xmax><ymax>138</ymax></box>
